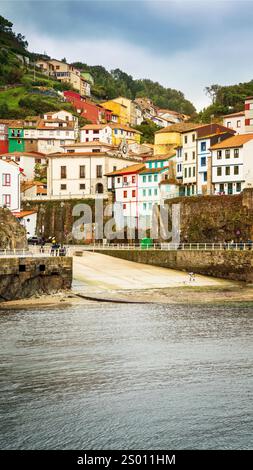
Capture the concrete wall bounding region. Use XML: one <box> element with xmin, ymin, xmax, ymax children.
<box><xmin>0</xmin><ymin>257</ymin><xmax>72</xmax><ymax>301</ymax></box>
<box><xmin>96</xmin><ymin>249</ymin><xmax>253</xmax><ymax>283</ymax></box>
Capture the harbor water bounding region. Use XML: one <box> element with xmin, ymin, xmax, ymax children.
<box><xmin>0</xmin><ymin>302</ymin><xmax>252</xmax><ymax>449</ymax></box>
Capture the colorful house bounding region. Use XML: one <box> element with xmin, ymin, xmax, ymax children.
<box><xmin>109</xmin><ymin>124</ymin><xmax>141</xmax><ymax>146</ymax></box>
<box><xmin>245</xmin><ymin>96</ymin><xmax>253</xmax><ymax>133</ymax></box>
<box><xmin>154</xmin><ymin>122</ymin><xmax>198</xmax><ymax>155</ymax></box>
<box><xmin>101</xmin><ymin>100</ymin><xmax>128</xmax><ymax>125</ymax></box>
<box><xmin>8</xmin><ymin>123</ymin><xmax>25</xmax><ymax>153</ymax></box>
<box><xmin>0</xmin><ymin>122</ymin><xmax>9</xmax><ymax>154</ymax></box>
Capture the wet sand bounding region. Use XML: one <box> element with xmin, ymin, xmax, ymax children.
<box><xmin>1</xmin><ymin>252</ymin><xmax>253</xmax><ymax>308</ymax></box>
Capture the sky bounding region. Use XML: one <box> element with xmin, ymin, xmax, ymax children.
<box><xmin>1</xmin><ymin>0</ymin><xmax>253</xmax><ymax>111</ymax></box>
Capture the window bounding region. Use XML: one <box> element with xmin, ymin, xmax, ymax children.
<box><xmin>132</xmin><ymin>190</ymin><xmax>136</xmax><ymax>197</ymax></box>
<box><xmin>143</xmin><ymin>175</ymin><xmax>146</xmax><ymax>182</ymax></box>
<box><xmin>143</xmin><ymin>189</ymin><xmax>146</xmax><ymax>196</ymax></box>
<box><xmin>154</xmin><ymin>188</ymin><xmax>158</xmax><ymax>196</ymax></box>
<box><xmin>60</xmin><ymin>140</ymin><xmax>65</xmax><ymax>145</ymax></box>
<box><xmin>217</xmin><ymin>167</ymin><xmax>222</xmax><ymax>176</ymax></box>
<box><xmin>201</xmin><ymin>142</ymin><xmax>206</xmax><ymax>152</ymax></box>
<box><xmin>148</xmin><ymin>189</ymin><xmax>152</xmax><ymax>196</ymax></box>
<box><xmin>2</xmin><ymin>174</ymin><xmax>11</xmax><ymax>186</ymax></box>
<box><xmin>226</xmin><ymin>166</ymin><xmax>230</xmax><ymax>176</ymax></box>
<box><xmin>192</xmin><ymin>185</ymin><xmax>195</xmax><ymax>194</ymax></box>
<box><xmin>60</xmin><ymin>166</ymin><xmax>67</xmax><ymax>179</ymax></box>
<box><xmin>149</xmin><ymin>203</ymin><xmax>152</xmax><ymax>210</ymax></box>
<box><xmin>192</xmin><ymin>134</ymin><xmax>195</xmax><ymax>142</ymax></box>
<box><xmin>93</xmin><ymin>130</ymin><xmax>99</xmax><ymax>134</ymax></box>
<box><xmin>237</xmin><ymin>120</ymin><xmax>241</xmax><ymax>128</ymax></box>
<box><xmin>227</xmin><ymin>121</ymin><xmax>232</xmax><ymax>128</ymax></box>
<box><xmin>123</xmin><ymin>203</ymin><xmax>126</xmax><ymax>209</ymax></box>
<box><xmin>201</xmin><ymin>157</ymin><xmax>206</xmax><ymax>167</ymax></box>
<box><xmin>203</xmin><ymin>172</ymin><xmax>207</xmax><ymax>182</ymax></box>
<box><xmin>148</xmin><ymin>162</ymin><xmax>152</xmax><ymax>169</ymax></box>
<box><xmin>234</xmin><ymin>166</ymin><xmax>239</xmax><ymax>175</ymax></box>
<box><xmin>123</xmin><ymin>176</ymin><xmax>127</xmax><ymax>183</ymax></box>
<box><xmin>96</xmin><ymin>165</ymin><xmax>102</xmax><ymax>178</ymax></box>
<box><xmin>193</xmin><ymin>167</ymin><xmax>196</xmax><ymax>177</ymax></box>
<box><xmin>220</xmin><ymin>183</ymin><xmax>224</xmax><ymax>193</ymax></box>
<box><xmin>184</xmin><ymin>136</ymin><xmax>188</xmax><ymax>144</ymax></box>
<box><xmin>117</xmin><ymin>177</ymin><xmax>120</xmax><ymax>183</ymax></box>
<box><xmin>2</xmin><ymin>194</ymin><xmax>11</xmax><ymax>207</ymax></box>
<box><xmin>189</xmin><ymin>167</ymin><xmax>192</xmax><ymax>177</ymax></box>
<box><xmin>236</xmin><ymin>182</ymin><xmax>241</xmax><ymax>192</ymax></box>
<box><xmin>17</xmin><ymin>140</ymin><xmax>22</xmax><ymax>144</ymax></box>
<box><xmin>184</xmin><ymin>153</ymin><xmax>188</xmax><ymax>161</ymax></box>
<box><xmin>217</xmin><ymin>150</ymin><xmax>222</xmax><ymax>159</ymax></box>
<box><xmin>184</xmin><ymin>168</ymin><xmax>187</xmax><ymax>178</ymax></box>
<box><xmin>143</xmin><ymin>203</ymin><xmax>147</xmax><ymax>210</ymax></box>
<box><xmin>225</xmin><ymin>149</ymin><xmax>230</xmax><ymax>159</ymax></box>
<box><xmin>132</xmin><ymin>175</ymin><xmax>136</xmax><ymax>183</ymax></box>
<box><xmin>154</xmin><ymin>174</ymin><xmax>158</xmax><ymax>182</ymax></box>
<box><xmin>86</xmin><ymin>138</ymin><xmax>89</xmax><ymax>142</ymax></box>
<box><xmin>92</xmin><ymin>148</ymin><xmax>100</xmax><ymax>152</ymax></box>
<box><xmin>234</xmin><ymin>149</ymin><xmax>239</xmax><ymax>158</ymax></box>
<box><xmin>79</xmin><ymin>165</ymin><xmax>85</xmax><ymax>178</ymax></box>
<box><xmin>123</xmin><ymin>190</ymin><xmax>127</xmax><ymax>198</ymax></box>
<box><xmin>148</xmin><ymin>175</ymin><xmax>152</xmax><ymax>182</ymax></box>
<box><xmin>80</xmin><ymin>184</ymin><xmax>86</xmax><ymax>190</ymax></box>
<box><xmin>60</xmin><ymin>184</ymin><xmax>67</xmax><ymax>190</ymax></box>
<box><xmin>192</xmin><ymin>151</ymin><xmax>195</xmax><ymax>159</ymax></box>
<box><xmin>113</xmin><ymin>166</ymin><xmax>117</xmax><ymax>171</ymax></box>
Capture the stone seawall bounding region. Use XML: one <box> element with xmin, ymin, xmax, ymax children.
<box><xmin>96</xmin><ymin>249</ymin><xmax>253</xmax><ymax>283</ymax></box>
<box><xmin>0</xmin><ymin>257</ymin><xmax>72</xmax><ymax>301</ymax></box>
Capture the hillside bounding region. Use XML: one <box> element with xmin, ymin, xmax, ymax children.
<box><xmin>0</xmin><ymin>16</ymin><xmax>78</xmax><ymax>119</ymax></box>
<box><xmin>71</xmin><ymin>63</ymin><xmax>196</xmax><ymax>115</ymax></box>
<box><xmin>198</xmin><ymin>81</ymin><xmax>253</xmax><ymax>123</ymax></box>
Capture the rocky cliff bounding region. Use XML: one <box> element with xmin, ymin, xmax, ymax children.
<box><xmin>0</xmin><ymin>208</ymin><xmax>27</xmax><ymax>249</ymax></box>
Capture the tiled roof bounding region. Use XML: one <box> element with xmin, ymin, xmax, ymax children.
<box><xmin>109</xmin><ymin>124</ymin><xmax>142</xmax><ymax>134</ymax></box>
<box><xmin>210</xmin><ymin>133</ymin><xmax>253</xmax><ymax>149</ymax></box>
<box><xmin>223</xmin><ymin>111</ymin><xmax>245</xmax><ymax>118</ymax></box>
<box><xmin>106</xmin><ymin>163</ymin><xmax>145</xmax><ymax>176</ymax></box>
<box><xmin>14</xmin><ymin>210</ymin><xmax>38</xmax><ymax>218</ymax></box>
<box><xmin>139</xmin><ymin>166</ymin><xmax>169</xmax><ymax>175</ymax></box>
<box><xmin>159</xmin><ymin>178</ymin><xmax>181</xmax><ymax>186</ymax></box>
<box><xmin>0</xmin><ymin>151</ymin><xmax>45</xmax><ymax>157</ymax></box>
<box><xmin>81</xmin><ymin>124</ymin><xmax>107</xmax><ymax>130</ymax></box>
<box><xmin>155</xmin><ymin>122</ymin><xmax>203</xmax><ymax>134</ymax></box>
<box><xmin>145</xmin><ymin>150</ymin><xmax>176</xmax><ymax>162</ymax></box>
<box><xmin>64</xmin><ymin>142</ymin><xmax>116</xmax><ymax>148</ymax></box>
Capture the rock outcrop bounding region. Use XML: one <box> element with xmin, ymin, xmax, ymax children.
<box><xmin>0</xmin><ymin>208</ymin><xmax>27</xmax><ymax>249</ymax></box>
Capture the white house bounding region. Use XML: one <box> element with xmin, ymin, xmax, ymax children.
<box><xmin>223</xmin><ymin>111</ymin><xmax>245</xmax><ymax>134</ymax></box>
<box><xmin>211</xmin><ymin>134</ymin><xmax>253</xmax><ymax>195</ymax></box>
<box><xmin>63</xmin><ymin>142</ymin><xmax>116</xmax><ymax>154</ymax></box>
<box><xmin>0</xmin><ymin>159</ymin><xmax>21</xmax><ymax>212</ymax></box>
<box><xmin>37</xmin><ymin>119</ymin><xmax>76</xmax><ymax>154</ymax></box>
<box><xmin>106</xmin><ymin>163</ymin><xmax>145</xmax><ymax>227</ymax></box>
<box><xmin>0</xmin><ymin>151</ymin><xmax>47</xmax><ymax>181</ymax></box>
<box><xmin>80</xmin><ymin>125</ymin><xmax>112</xmax><ymax>144</ymax></box>
<box><xmin>14</xmin><ymin>210</ymin><xmax>38</xmax><ymax>238</ymax></box>
<box><xmin>47</xmin><ymin>151</ymin><xmax>140</xmax><ymax>198</ymax></box>
<box><xmin>245</xmin><ymin>96</ymin><xmax>253</xmax><ymax>133</ymax></box>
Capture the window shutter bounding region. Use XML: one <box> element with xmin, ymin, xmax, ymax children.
<box><xmin>245</xmin><ymin>118</ymin><xmax>250</xmax><ymax>125</ymax></box>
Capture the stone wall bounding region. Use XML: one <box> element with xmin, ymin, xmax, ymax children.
<box><xmin>0</xmin><ymin>257</ymin><xmax>72</xmax><ymax>301</ymax></box>
<box><xmin>96</xmin><ymin>249</ymin><xmax>253</xmax><ymax>283</ymax></box>
<box><xmin>165</xmin><ymin>189</ymin><xmax>253</xmax><ymax>243</ymax></box>
<box><xmin>0</xmin><ymin>209</ymin><xmax>27</xmax><ymax>249</ymax></box>
<box><xmin>22</xmin><ymin>198</ymin><xmax>111</xmax><ymax>243</ymax></box>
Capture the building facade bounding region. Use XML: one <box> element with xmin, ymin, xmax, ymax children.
<box><xmin>80</xmin><ymin>125</ymin><xmax>112</xmax><ymax>144</ymax></box>
<box><xmin>211</xmin><ymin>134</ymin><xmax>253</xmax><ymax>195</ymax></box>
<box><xmin>245</xmin><ymin>96</ymin><xmax>253</xmax><ymax>133</ymax></box>
<box><xmin>0</xmin><ymin>159</ymin><xmax>21</xmax><ymax>212</ymax></box>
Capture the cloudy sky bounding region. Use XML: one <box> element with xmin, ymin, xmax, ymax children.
<box><xmin>2</xmin><ymin>0</ymin><xmax>253</xmax><ymax>110</ymax></box>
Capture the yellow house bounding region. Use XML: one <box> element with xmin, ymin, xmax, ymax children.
<box><xmin>154</xmin><ymin>122</ymin><xmax>198</xmax><ymax>155</ymax></box>
<box><xmin>109</xmin><ymin>124</ymin><xmax>141</xmax><ymax>145</ymax></box>
<box><xmin>101</xmin><ymin>100</ymin><xmax>128</xmax><ymax>125</ymax></box>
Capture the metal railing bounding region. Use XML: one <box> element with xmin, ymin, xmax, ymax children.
<box><xmin>69</xmin><ymin>242</ymin><xmax>253</xmax><ymax>252</ymax></box>
<box><xmin>0</xmin><ymin>247</ymin><xmax>69</xmax><ymax>258</ymax></box>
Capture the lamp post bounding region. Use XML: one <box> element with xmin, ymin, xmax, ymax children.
<box><xmin>60</xmin><ymin>201</ymin><xmax>65</xmax><ymax>244</ymax></box>
<box><xmin>39</xmin><ymin>207</ymin><xmax>45</xmax><ymax>242</ymax></box>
